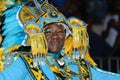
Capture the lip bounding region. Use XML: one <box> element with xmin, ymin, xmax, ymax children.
<box><xmin>50</xmin><ymin>40</ymin><xmax>59</xmax><ymax>45</ymax></box>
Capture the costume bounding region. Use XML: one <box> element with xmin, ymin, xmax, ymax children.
<box><xmin>0</xmin><ymin>0</ymin><xmax>120</xmax><ymax>80</ymax></box>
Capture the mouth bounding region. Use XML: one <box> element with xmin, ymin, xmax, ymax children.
<box><xmin>48</xmin><ymin>40</ymin><xmax>61</xmax><ymax>53</ymax></box>
<box><xmin>50</xmin><ymin>40</ymin><xmax>59</xmax><ymax>46</ymax></box>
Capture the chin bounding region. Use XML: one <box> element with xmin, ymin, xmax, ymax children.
<box><xmin>48</xmin><ymin>46</ymin><xmax>61</xmax><ymax>54</ymax></box>
<box><xmin>48</xmin><ymin>49</ymin><xmax>61</xmax><ymax>54</ymax></box>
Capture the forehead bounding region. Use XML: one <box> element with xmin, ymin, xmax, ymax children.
<box><xmin>45</xmin><ymin>23</ymin><xmax>65</xmax><ymax>30</ymax></box>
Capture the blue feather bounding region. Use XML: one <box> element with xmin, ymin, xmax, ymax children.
<box><xmin>4</xmin><ymin>29</ymin><xmax>24</xmax><ymax>36</ymax></box>
<box><xmin>2</xmin><ymin>37</ymin><xmax>25</xmax><ymax>52</ymax></box>
<box><xmin>3</xmin><ymin>5</ymin><xmax>20</xmax><ymax>17</ymax></box>
<box><xmin>2</xmin><ymin>25</ymin><xmax>19</xmax><ymax>36</ymax></box>
<box><xmin>2</xmin><ymin>21</ymin><xmax>19</xmax><ymax>30</ymax></box>
<box><xmin>2</xmin><ymin>5</ymin><xmax>21</xmax><ymax>28</ymax></box>
<box><xmin>3</xmin><ymin>31</ymin><xmax>25</xmax><ymax>45</ymax></box>
<box><xmin>5</xmin><ymin>9</ymin><xmax>18</xmax><ymax>18</ymax></box>
<box><xmin>2</xmin><ymin>35</ymin><xmax>25</xmax><ymax>47</ymax></box>
<box><xmin>4</xmin><ymin>14</ymin><xmax>17</xmax><ymax>24</ymax></box>
<box><xmin>2</xmin><ymin>36</ymin><xmax>24</xmax><ymax>46</ymax></box>
<box><xmin>3</xmin><ymin>25</ymin><xmax>23</xmax><ymax>36</ymax></box>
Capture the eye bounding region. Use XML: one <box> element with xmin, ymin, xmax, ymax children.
<box><xmin>58</xmin><ymin>31</ymin><xmax>64</xmax><ymax>33</ymax></box>
<box><xmin>57</xmin><ymin>30</ymin><xmax>65</xmax><ymax>34</ymax></box>
<box><xmin>45</xmin><ymin>31</ymin><xmax>52</xmax><ymax>34</ymax></box>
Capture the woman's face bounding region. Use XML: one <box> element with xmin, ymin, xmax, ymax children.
<box><xmin>44</xmin><ymin>23</ymin><xmax>66</xmax><ymax>54</ymax></box>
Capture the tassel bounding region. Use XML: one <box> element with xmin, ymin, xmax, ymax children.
<box><xmin>85</xmin><ymin>50</ymin><xmax>97</xmax><ymax>66</ymax></box>
<box><xmin>29</xmin><ymin>33</ymin><xmax>48</xmax><ymax>66</ymax></box>
<box><xmin>24</xmin><ymin>23</ymin><xmax>48</xmax><ymax>66</ymax></box>
<box><xmin>68</xmin><ymin>17</ymin><xmax>89</xmax><ymax>59</ymax></box>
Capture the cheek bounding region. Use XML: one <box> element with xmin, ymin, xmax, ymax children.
<box><xmin>45</xmin><ymin>34</ymin><xmax>50</xmax><ymax>41</ymax></box>
<box><xmin>46</xmin><ymin>37</ymin><xmax>51</xmax><ymax>45</ymax></box>
<box><xmin>59</xmin><ymin>37</ymin><xmax>65</xmax><ymax>46</ymax></box>
<box><xmin>59</xmin><ymin>35</ymin><xmax>65</xmax><ymax>41</ymax></box>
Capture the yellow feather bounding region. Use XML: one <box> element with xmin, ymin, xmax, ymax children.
<box><xmin>85</xmin><ymin>50</ymin><xmax>97</xmax><ymax>66</ymax></box>
<box><xmin>64</xmin><ymin>36</ymin><xmax>73</xmax><ymax>55</ymax></box>
<box><xmin>0</xmin><ymin>61</ymin><xmax>4</xmax><ymax>71</ymax></box>
<box><xmin>0</xmin><ymin>0</ymin><xmax>21</xmax><ymax>15</ymax></box>
<box><xmin>0</xmin><ymin>48</ymin><xmax>5</xmax><ymax>59</ymax></box>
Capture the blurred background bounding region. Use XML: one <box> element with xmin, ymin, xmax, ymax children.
<box><xmin>52</xmin><ymin>0</ymin><xmax>120</xmax><ymax>73</ymax></box>
<box><xmin>0</xmin><ymin>0</ymin><xmax>120</xmax><ymax>73</ymax></box>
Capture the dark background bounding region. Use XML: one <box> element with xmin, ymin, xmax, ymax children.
<box><xmin>54</xmin><ymin>0</ymin><xmax>120</xmax><ymax>58</ymax></box>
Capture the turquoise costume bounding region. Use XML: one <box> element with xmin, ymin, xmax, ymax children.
<box><xmin>0</xmin><ymin>0</ymin><xmax>120</xmax><ymax>80</ymax></box>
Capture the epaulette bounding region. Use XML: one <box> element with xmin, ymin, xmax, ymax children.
<box><xmin>0</xmin><ymin>50</ymin><xmax>19</xmax><ymax>71</ymax></box>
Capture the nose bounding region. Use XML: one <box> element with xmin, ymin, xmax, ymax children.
<box><xmin>52</xmin><ymin>32</ymin><xmax>59</xmax><ymax>39</ymax></box>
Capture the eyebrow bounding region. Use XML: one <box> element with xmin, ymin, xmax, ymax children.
<box><xmin>45</xmin><ymin>25</ymin><xmax>64</xmax><ymax>30</ymax></box>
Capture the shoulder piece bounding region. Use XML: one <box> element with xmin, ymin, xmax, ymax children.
<box><xmin>0</xmin><ymin>51</ymin><xmax>19</xmax><ymax>71</ymax></box>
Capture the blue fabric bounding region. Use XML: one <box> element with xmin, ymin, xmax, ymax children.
<box><xmin>91</xmin><ymin>67</ymin><xmax>120</xmax><ymax>80</ymax></box>
<box><xmin>39</xmin><ymin>63</ymin><xmax>56</xmax><ymax>80</ymax></box>
<box><xmin>71</xmin><ymin>77</ymin><xmax>79</xmax><ymax>80</ymax></box>
<box><xmin>0</xmin><ymin>55</ymin><xmax>120</xmax><ymax>80</ymax></box>
<box><xmin>0</xmin><ymin>57</ymin><xmax>29</xmax><ymax>80</ymax></box>
<box><xmin>69</xmin><ymin>64</ymin><xmax>79</xmax><ymax>73</ymax></box>
<box><xmin>46</xmin><ymin>52</ymin><xmax>61</xmax><ymax>59</ymax></box>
